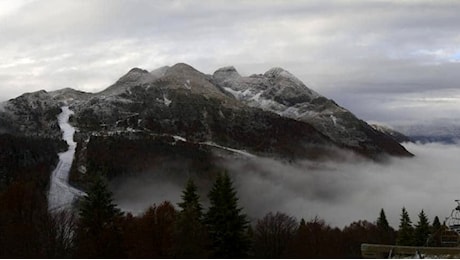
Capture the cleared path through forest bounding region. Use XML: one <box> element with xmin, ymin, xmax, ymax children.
<box><xmin>48</xmin><ymin>106</ymin><xmax>85</xmax><ymax>211</ymax></box>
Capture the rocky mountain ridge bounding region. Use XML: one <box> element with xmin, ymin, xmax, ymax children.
<box><xmin>0</xmin><ymin>63</ymin><xmax>413</xmax><ymax>160</ymax></box>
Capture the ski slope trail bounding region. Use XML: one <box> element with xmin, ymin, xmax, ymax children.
<box><xmin>48</xmin><ymin>106</ymin><xmax>85</xmax><ymax>211</ymax></box>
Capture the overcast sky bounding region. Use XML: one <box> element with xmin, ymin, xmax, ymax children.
<box><xmin>1</xmin><ymin>0</ymin><xmax>460</xmax><ymax>124</ymax></box>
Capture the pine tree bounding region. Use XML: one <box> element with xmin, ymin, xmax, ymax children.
<box><xmin>173</xmin><ymin>179</ymin><xmax>209</xmax><ymax>258</ymax></box>
<box><xmin>432</xmin><ymin>216</ymin><xmax>441</xmax><ymax>232</ymax></box>
<box><xmin>376</xmin><ymin>208</ymin><xmax>395</xmax><ymax>244</ymax></box>
<box><xmin>205</xmin><ymin>172</ymin><xmax>249</xmax><ymax>258</ymax></box>
<box><xmin>414</xmin><ymin>210</ymin><xmax>430</xmax><ymax>246</ymax></box>
<box><xmin>177</xmin><ymin>178</ymin><xmax>203</xmax><ymax>216</ymax></box>
<box><xmin>396</xmin><ymin>207</ymin><xmax>414</xmax><ymax>246</ymax></box>
<box><xmin>376</xmin><ymin>209</ymin><xmax>390</xmax><ymax>231</ymax></box>
<box><xmin>75</xmin><ymin>175</ymin><xmax>123</xmax><ymax>258</ymax></box>
<box><xmin>428</xmin><ymin>216</ymin><xmax>443</xmax><ymax>246</ymax></box>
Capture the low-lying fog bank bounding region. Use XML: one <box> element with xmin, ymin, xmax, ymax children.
<box><xmin>112</xmin><ymin>142</ymin><xmax>460</xmax><ymax>228</ymax></box>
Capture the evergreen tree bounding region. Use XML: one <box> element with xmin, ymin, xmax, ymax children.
<box><xmin>75</xmin><ymin>175</ymin><xmax>123</xmax><ymax>258</ymax></box>
<box><xmin>427</xmin><ymin>216</ymin><xmax>443</xmax><ymax>247</ymax></box>
<box><xmin>177</xmin><ymin>178</ymin><xmax>203</xmax><ymax>216</ymax></box>
<box><xmin>205</xmin><ymin>172</ymin><xmax>249</xmax><ymax>258</ymax></box>
<box><xmin>396</xmin><ymin>207</ymin><xmax>414</xmax><ymax>246</ymax></box>
<box><xmin>174</xmin><ymin>179</ymin><xmax>209</xmax><ymax>258</ymax></box>
<box><xmin>376</xmin><ymin>208</ymin><xmax>395</xmax><ymax>244</ymax></box>
<box><xmin>414</xmin><ymin>210</ymin><xmax>430</xmax><ymax>246</ymax></box>
<box><xmin>432</xmin><ymin>216</ymin><xmax>441</xmax><ymax>232</ymax></box>
<box><xmin>376</xmin><ymin>209</ymin><xmax>390</xmax><ymax>231</ymax></box>
<box><xmin>300</xmin><ymin>218</ymin><xmax>306</xmax><ymax>227</ymax></box>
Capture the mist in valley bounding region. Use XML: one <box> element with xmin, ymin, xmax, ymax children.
<box><xmin>111</xmin><ymin>142</ymin><xmax>460</xmax><ymax>229</ymax></box>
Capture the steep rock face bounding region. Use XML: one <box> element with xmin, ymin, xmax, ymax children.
<box><xmin>213</xmin><ymin>66</ymin><xmax>412</xmax><ymax>157</ymax></box>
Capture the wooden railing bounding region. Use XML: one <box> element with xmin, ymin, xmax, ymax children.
<box><xmin>361</xmin><ymin>243</ymin><xmax>460</xmax><ymax>258</ymax></box>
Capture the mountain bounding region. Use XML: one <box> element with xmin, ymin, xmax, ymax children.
<box><xmin>70</xmin><ymin>63</ymin><xmax>337</xmax><ymax>161</ymax></box>
<box><xmin>0</xmin><ymin>90</ymin><xmax>62</xmax><ymax>138</ymax></box>
<box><xmin>394</xmin><ymin>122</ymin><xmax>460</xmax><ymax>144</ymax></box>
<box><xmin>0</xmin><ymin>63</ymin><xmax>412</xmax><ymax>161</ymax></box>
<box><xmin>212</xmin><ymin>66</ymin><xmax>412</xmax><ymax>157</ymax></box>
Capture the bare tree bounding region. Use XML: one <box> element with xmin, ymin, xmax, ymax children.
<box><xmin>49</xmin><ymin>210</ymin><xmax>78</xmax><ymax>257</ymax></box>
<box><xmin>253</xmin><ymin>212</ymin><xmax>298</xmax><ymax>258</ymax></box>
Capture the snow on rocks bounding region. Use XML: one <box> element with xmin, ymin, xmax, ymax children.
<box><xmin>184</xmin><ymin>79</ymin><xmax>192</xmax><ymax>89</ymax></box>
<box><xmin>163</xmin><ymin>94</ymin><xmax>172</xmax><ymax>106</ymax></box>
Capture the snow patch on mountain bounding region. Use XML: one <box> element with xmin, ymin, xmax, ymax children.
<box><xmin>163</xmin><ymin>94</ymin><xmax>172</xmax><ymax>106</ymax></box>
<box><xmin>330</xmin><ymin>115</ymin><xmax>337</xmax><ymax>126</ymax></box>
<box><xmin>200</xmin><ymin>141</ymin><xmax>256</xmax><ymax>158</ymax></box>
<box><xmin>173</xmin><ymin>135</ymin><xmax>187</xmax><ymax>142</ymax></box>
<box><xmin>184</xmin><ymin>79</ymin><xmax>192</xmax><ymax>89</ymax></box>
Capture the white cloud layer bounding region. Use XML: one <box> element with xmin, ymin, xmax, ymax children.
<box><xmin>111</xmin><ymin>142</ymin><xmax>460</xmax><ymax>229</ymax></box>
<box><xmin>1</xmin><ymin>0</ymin><xmax>460</xmax><ymax>123</ymax></box>
<box><xmin>228</xmin><ymin>142</ymin><xmax>460</xmax><ymax>228</ymax></box>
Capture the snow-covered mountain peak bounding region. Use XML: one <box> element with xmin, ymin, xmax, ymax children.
<box><xmin>162</xmin><ymin>63</ymin><xmax>236</xmax><ymax>102</ymax></box>
<box><xmin>49</xmin><ymin>88</ymin><xmax>92</xmax><ymax>102</ymax></box>
<box><xmin>264</xmin><ymin>67</ymin><xmax>295</xmax><ymax>79</ymax></box>
<box><xmin>98</xmin><ymin>67</ymin><xmax>157</xmax><ymax>96</ymax></box>
<box><xmin>165</xmin><ymin>63</ymin><xmax>201</xmax><ymax>76</ymax></box>
<box><xmin>213</xmin><ymin>66</ymin><xmax>241</xmax><ymax>80</ymax></box>
<box><xmin>116</xmin><ymin>67</ymin><xmax>151</xmax><ymax>84</ymax></box>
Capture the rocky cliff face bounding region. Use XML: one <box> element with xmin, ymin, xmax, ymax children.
<box><xmin>0</xmin><ymin>63</ymin><xmax>413</xmax><ymax>160</ymax></box>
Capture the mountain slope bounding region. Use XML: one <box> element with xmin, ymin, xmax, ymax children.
<box><xmin>212</xmin><ymin>66</ymin><xmax>412</xmax><ymax>157</ymax></box>
<box><xmin>371</xmin><ymin>124</ymin><xmax>412</xmax><ymax>143</ymax></box>
<box><xmin>0</xmin><ymin>63</ymin><xmax>412</xmax><ymax>160</ymax></box>
<box><xmin>71</xmin><ymin>64</ymin><xmax>337</xmax><ymax>160</ymax></box>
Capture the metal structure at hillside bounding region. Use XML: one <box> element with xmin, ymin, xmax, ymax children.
<box><xmin>362</xmin><ymin>200</ymin><xmax>460</xmax><ymax>258</ymax></box>
<box><xmin>440</xmin><ymin>199</ymin><xmax>460</xmax><ymax>247</ymax></box>
<box><xmin>445</xmin><ymin>200</ymin><xmax>460</xmax><ymax>233</ymax></box>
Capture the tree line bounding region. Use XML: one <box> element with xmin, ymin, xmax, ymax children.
<box><xmin>0</xmin><ymin>170</ymin><xmax>453</xmax><ymax>258</ymax></box>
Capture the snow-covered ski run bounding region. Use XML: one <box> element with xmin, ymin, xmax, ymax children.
<box><xmin>48</xmin><ymin>106</ymin><xmax>85</xmax><ymax>212</ymax></box>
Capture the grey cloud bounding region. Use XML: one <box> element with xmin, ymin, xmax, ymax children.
<box><xmin>2</xmin><ymin>0</ymin><xmax>460</xmax><ymax>123</ymax></box>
